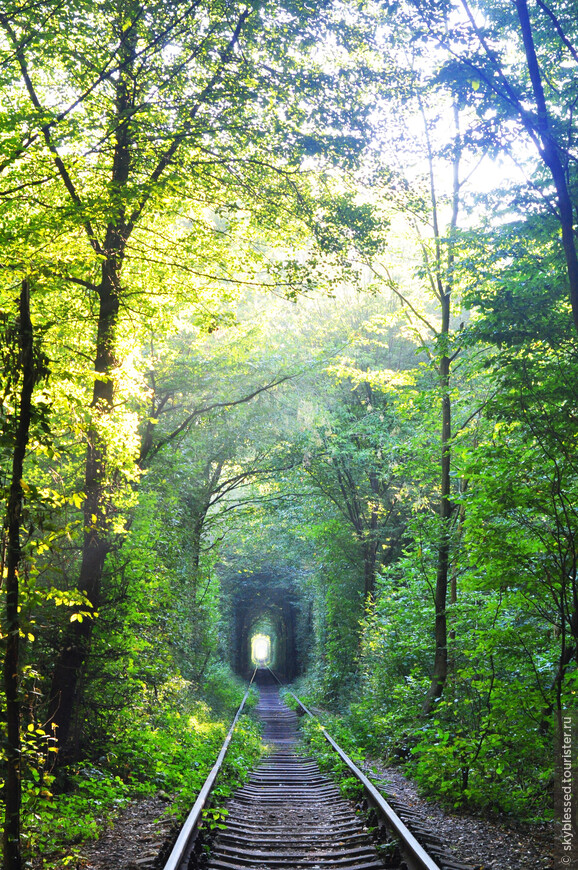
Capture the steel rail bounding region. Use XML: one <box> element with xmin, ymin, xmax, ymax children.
<box><xmin>267</xmin><ymin>666</ymin><xmax>442</xmax><ymax>870</ymax></box>
<box><xmin>162</xmin><ymin>668</ymin><xmax>257</xmax><ymax>870</ymax></box>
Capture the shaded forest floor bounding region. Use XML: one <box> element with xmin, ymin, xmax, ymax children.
<box><xmin>71</xmin><ymin>796</ymin><xmax>176</xmax><ymax>870</ymax></box>
<box><xmin>370</xmin><ymin>761</ymin><xmax>557</xmax><ymax>870</ymax></box>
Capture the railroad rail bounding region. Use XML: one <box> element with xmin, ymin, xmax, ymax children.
<box><xmin>162</xmin><ymin>668</ymin><xmax>479</xmax><ymax>870</ymax></box>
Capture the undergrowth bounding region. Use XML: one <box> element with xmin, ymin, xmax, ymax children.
<box><xmin>288</xmin><ymin>672</ymin><xmax>558</xmax><ymax>824</ymax></box>
<box><xmin>17</xmin><ymin>673</ymin><xmax>262</xmax><ymax>869</ymax></box>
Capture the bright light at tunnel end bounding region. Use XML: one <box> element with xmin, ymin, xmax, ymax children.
<box><xmin>251</xmin><ymin>633</ymin><xmax>271</xmax><ymax>666</ymax></box>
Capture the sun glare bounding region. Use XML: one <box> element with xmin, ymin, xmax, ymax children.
<box><xmin>251</xmin><ymin>633</ymin><xmax>271</xmax><ymax>665</ymax></box>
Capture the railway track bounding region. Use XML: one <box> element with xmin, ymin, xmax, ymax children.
<box><xmin>163</xmin><ymin>669</ymin><xmax>480</xmax><ymax>870</ymax></box>
<box><xmin>205</xmin><ymin>669</ymin><xmax>386</xmax><ymax>870</ymax></box>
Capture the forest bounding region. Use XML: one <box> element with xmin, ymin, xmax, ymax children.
<box><xmin>0</xmin><ymin>0</ymin><xmax>577</xmax><ymax>868</ymax></box>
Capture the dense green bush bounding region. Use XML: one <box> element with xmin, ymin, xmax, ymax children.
<box><xmin>340</xmin><ymin>571</ymin><xmax>561</xmax><ymax>820</ymax></box>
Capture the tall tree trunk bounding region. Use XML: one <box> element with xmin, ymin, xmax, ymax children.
<box><xmin>363</xmin><ymin>470</ymin><xmax>381</xmax><ymax>603</ymax></box>
<box><xmin>3</xmin><ymin>279</ymin><xmax>36</xmax><ymax>870</ymax></box>
<box><xmin>46</xmin><ymin>12</ymin><xmax>135</xmax><ymax>752</ymax></box>
<box><xmin>423</xmin><ymin>309</ymin><xmax>452</xmax><ymax>714</ymax></box>
<box><xmin>422</xmin><ymin>102</ymin><xmax>460</xmax><ymax>715</ymax></box>
<box><xmin>46</xmin><ymin>253</ymin><xmax>121</xmax><ymax>757</ymax></box>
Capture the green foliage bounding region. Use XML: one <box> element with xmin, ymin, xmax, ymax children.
<box><xmin>407</xmin><ymin>682</ymin><xmax>554</xmax><ymax>819</ymax></box>
<box><xmin>345</xmin><ymin>573</ymin><xmax>564</xmax><ymax>820</ymax></box>
<box><xmin>203</xmin><ymin>664</ymin><xmax>259</xmax><ymax>716</ymax></box>
<box><xmin>299</xmin><ymin>716</ymin><xmax>364</xmax><ymax>803</ymax></box>
<box><xmin>17</xmin><ymin>689</ymin><xmax>262</xmax><ymax>867</ymax></box>
<box><xmin>2</xmin><ymin>0</ymin><xmax>578</xmax><ymax>854</ymax></box>
<box><xmin>22</xmin><ymin>766</ymin><xmax>130</xmax><ymax>865</ymax></box>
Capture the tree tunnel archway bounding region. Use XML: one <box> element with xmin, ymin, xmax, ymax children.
<box><xmin>225</xmin><ymin>570</ymin><xmax>310</xmax><ymax>681</ymax></box>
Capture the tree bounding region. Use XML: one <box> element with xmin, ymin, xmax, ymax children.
<box><xmin>0</xmin><ymin>0</ymin><xmax>371</xmax><ymax>757</ymax></box>
<box><xmin>460</xmin><ymin>204</ymin><xmax>578</xmax><ymax>709</ymax></box>
<box><xmin>405</xmin><ymin>0</ymin><xmax>578</xmax><ymax>333</ymax></box>
<box><xmin>359</xmin><ymin>20</ymin><xmax>470</xmax><ymax>710</ymax></box>
<box><xmin>302</xmin><ymin>380</ymin><xmax>408</xmax><ymax>604</ymax></box>
<box><xmin>1</xmin><ymin>281</ymin><xmax>48</xmax><ymax>870</ymax></box>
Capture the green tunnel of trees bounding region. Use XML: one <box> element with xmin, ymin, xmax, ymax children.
<box><xmin>1</xmin><ymin>0</ymin><xmax>578</xmax><ymax>867</ymax></box>
<box><xmin>227</xmin><ymin>571</ymin><xmax>305</xmax><ymax>681</ymax></box>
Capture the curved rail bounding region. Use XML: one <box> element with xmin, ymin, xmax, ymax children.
<box><xmin>267</xmin><ymin>667</ymin><xmax>443</xmax><ymax>870</ymax></box>
<box><xmin>162</xmin><ymin>668</ymin><xmax>257</xmax><ymax>870</ymax></box>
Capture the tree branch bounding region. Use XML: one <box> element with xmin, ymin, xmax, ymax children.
<box><xmin>140</xmin><ymin>372</ymin><xmax>292</xmax><ymax>464</ymax></box>
<box><xmin>535</xmin><ymin>0</ymin><xmax>578</xmax><ymax>65</ymax></box>
<box><xmin>0</xmin><ymin>13</ymin><xmax>104</xmax><ymax>256</ymax></box>
<box><xmin>126</xmin><ymin>7</ymin><xmax>252</xmax><ymax>236</ymax></box>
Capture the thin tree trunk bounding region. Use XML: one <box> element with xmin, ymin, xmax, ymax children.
<box><xmin>423</xmin><ymin>323</ymin><xmax>452</xmax><ymax>714</ymax></box>
<box><xmin>3</xmin><ymin>279</ymin><xmax>36</xmax><ymax>870</ymax></box>
<box><xmin>362</xmin><ymin>534</ymin><xmax>380</xmax><ymax>604</ymax></box>
<box><xmin>422</xmin><ymin>102</ymin><xmax>460</xmax><ymax>715</ymax></box>
<box><xmin>363</xmin><ymin>470</ymin><xmax>382</xmax><ymax>603</ymax></box>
